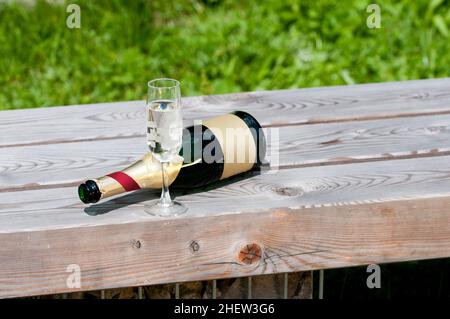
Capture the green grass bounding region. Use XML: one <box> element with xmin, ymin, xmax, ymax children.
<box><xmin>0</xmin><ymin>0</ymin><xmax>449</xmax><ymax>110</ymax></box>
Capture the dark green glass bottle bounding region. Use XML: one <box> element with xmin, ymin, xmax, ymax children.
<box><xmin>78</xmin><ymin>111</ymin><xmax>266</xmax><ymax>203</ymax></box>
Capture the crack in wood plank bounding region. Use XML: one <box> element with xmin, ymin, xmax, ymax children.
<box><xmin>201</xmin><ymin>250</ymin><xmax>328</xmax><ymax>268</ymax></box>
<box><xmin>263</xmin><ymin>109</ymin><xmax>450</xmax><ymax>127</ymax></box>
<box><xmin>0</xmin><ymin>134</ymin><xmax>144</xmax><ymax>149</ymax></box>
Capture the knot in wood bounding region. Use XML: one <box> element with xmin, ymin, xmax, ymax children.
<box><xmin>238</xmin><ymin>243</ymin><xmax>262</xmax><ymax>265</ymax></box>
<box><xmin>274</xmin><ymin>187</ymin><xmax>301</xmax><ymax>197</ymax></box>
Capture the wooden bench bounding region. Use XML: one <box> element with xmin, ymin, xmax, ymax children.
<box><xmin>1</xmin><ymin>78</ymin><xmax>450</xmax><ymax>298</ymax></box>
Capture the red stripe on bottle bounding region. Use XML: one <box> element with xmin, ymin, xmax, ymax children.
<box><xmin>107</xmin><ymin>172</ymin><xmax>141</xmax><ymax>192</ymax></box>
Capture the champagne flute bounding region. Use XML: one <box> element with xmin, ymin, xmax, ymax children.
<box><xmin>145</xmin><ymin>78</ymin><xmax>187</xmax><ymax>216</ymax></box>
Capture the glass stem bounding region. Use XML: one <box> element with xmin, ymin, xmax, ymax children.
<box><xmin>160</xmin><ymin>161</ymin><xmax>172</xmax><ymax>207</ymax></box>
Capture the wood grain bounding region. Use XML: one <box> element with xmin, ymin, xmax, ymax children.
<box><xmin>1</xmin><ymin>78</ymin><xmax>450</xmax><ymax>298</ymax></box>
<box><xmin>0</xmin><ymin>196</ymin><xmax>449</xmax><ymax>298</ymax></box>
<box><xmin>1</xmin><ymin>78</ymin><xmax>449</xmax><ymax>147</ymax></box>
<box><xmin>2</xmin><ymin>113</ymin><xmax>450</xmax><ymax>190</ymax></box>
<box><xmin>1</xmin><ymin>155</ymin><xmax>450</xmax><ymax>233</ymax></box>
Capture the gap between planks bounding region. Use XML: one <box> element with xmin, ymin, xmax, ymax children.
<box><xmin>3</xmin><ymin>109</ymin><xmax>450</xmax><ymax>149</ymax></box>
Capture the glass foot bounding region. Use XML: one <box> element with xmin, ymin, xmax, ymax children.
<box><xmin>144</xmin><ymin>199</ymin><xmax>187</xmax><ymax>217</ymax></box>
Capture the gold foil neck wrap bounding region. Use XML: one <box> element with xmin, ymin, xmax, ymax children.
<box><xmin>96</xmin><ymin>153</ymin><xmax>183</xmax><ymax>200</ymax></box>
<box><xmin>94</xmin><ymin>176</ymin><xmax>123</xmax><ymax>199</ymax></box>
<box><xmin>203</xmin><ymin>114</ymin><xmax>257</xmax><ymax>180</ymax></box>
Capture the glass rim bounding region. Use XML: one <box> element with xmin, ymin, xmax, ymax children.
<box><xmin>147</xmin><ymin>78</ymin><xmax>180</xmax><ymax>89</ymax></box>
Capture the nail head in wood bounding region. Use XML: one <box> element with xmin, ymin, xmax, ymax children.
<box><xmin>131</xmin><ymin>239</ymin><xmax>141</xmax><ymax>249</ymax></box>
<box><xmin>190</xmin><ymin>240</ymin><xmax>200</xmax><ymax>252</ymax></box>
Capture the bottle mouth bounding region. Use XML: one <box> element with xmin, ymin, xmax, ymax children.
<box><xmin>78</xmin><ymin>180</ymin><xmax>101</xmax><ymax>204</ymax></box>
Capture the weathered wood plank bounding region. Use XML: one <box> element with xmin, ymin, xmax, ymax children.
<box><xmin>1</xmin><ymin>155</ymin><xmax>450</xmax><ymax>232</ymax></box>
<box><xmin>1</xmin><ymin>79</ymin><xmax>450</xmax><ymax>298</ymax></box>
<box><xmin>1</xmin><ymin>78</ymin><xmax>449</xmax><ymax>147</ymax></box>
<box><xmin>0</xmin><ymin>195</ymin><xmax>449</xmax><ymax>298</ymax></box>
<box><xmin>2</xmin><ymin>113</ymin><xmax>450</xmax><ymax>190</ymax></box>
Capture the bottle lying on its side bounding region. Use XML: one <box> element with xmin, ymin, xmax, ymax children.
<box><xmin>78</xmin><ymin>111</ymin><xmax>266</xmax><ymax>204</ymax></box>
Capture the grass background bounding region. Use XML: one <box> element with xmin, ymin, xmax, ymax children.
<box><xmin>0</xmin><ymin>0</ymin><xmax>449</xmax><ymax>110</ymax></box>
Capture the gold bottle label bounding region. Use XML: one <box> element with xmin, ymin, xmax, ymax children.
<box><xmin>203</xmin><ymin>113</ymin><xmax>257</xmax><ymax>180</ymax></box>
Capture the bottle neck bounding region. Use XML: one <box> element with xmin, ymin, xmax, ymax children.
<box><xmin>95</xmin><ymin>154</ymin><xmax>183</xmax><ymax>200</ymax></box>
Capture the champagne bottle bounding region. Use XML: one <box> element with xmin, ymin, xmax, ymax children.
<box><xmin>78</xmin><ymin>111</ymin><xmax>266</xmax><ymax>204</ymax></box>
